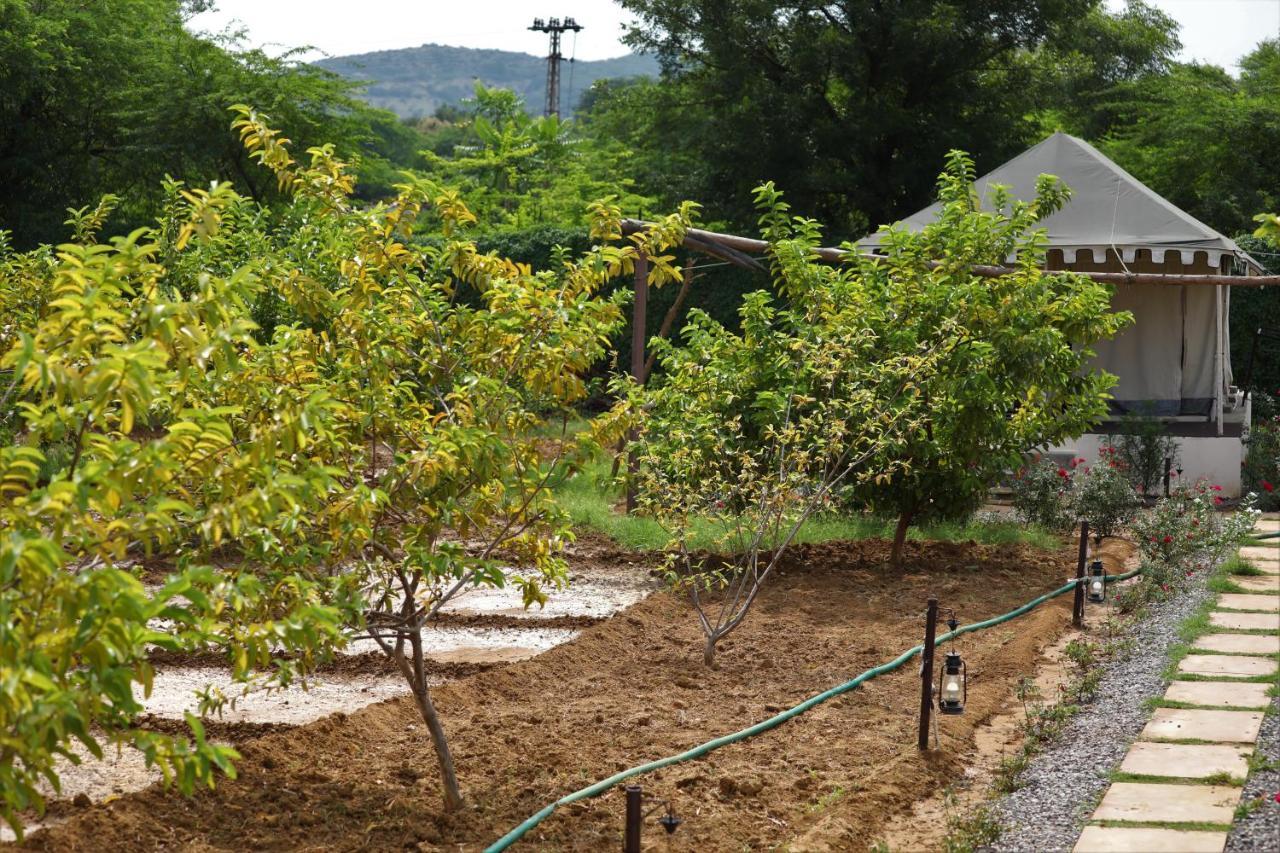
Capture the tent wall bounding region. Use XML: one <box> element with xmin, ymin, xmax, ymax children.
<box><xmin>1056</xmin><ymin>249</ymin><xmax>1230</xmax><ymax>417</ymax></box>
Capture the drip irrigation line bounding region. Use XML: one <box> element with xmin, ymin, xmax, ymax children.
<box><xmin>484</xmin><ymin>566</ymin><xmax>1140</xmax><ymax>851</ymax></box>
<box><xmin>1248</xmin><ymin>531</ymin><xmax>1279</xmax><ymax>541</ymax></box>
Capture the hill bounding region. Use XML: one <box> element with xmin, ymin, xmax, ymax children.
<box><xmin>316</xmin><ymin>43</ymin><xmax>657</xmax><ymax>118</ymax></box>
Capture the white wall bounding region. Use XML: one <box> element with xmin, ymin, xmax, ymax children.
<box><xmin>1048</xmin><ymin>433</ymin><xmax>1244</xmax><ymax>496</ymax></box>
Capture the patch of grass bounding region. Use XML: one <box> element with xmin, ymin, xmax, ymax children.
<box><xmin>941</xmin><ymin>791</ymin><xmax>1001</xmax><ymax>853</ymax></box>
<box><xmin>1208</xmin><ymin>574</ymin><xmax>1249</xmax><ymax>594</ymax></box>
<box><xmin>1147</xmin><ymin>698</ymin><xmax>1268</xmax><ymax>712</ymax></box>
<box><xmin>553</xmin><ymin>453</ymin><xmax>1061</xmax><ymax>553</ymax></box>
<box><xmin>1107</xmin><ymin>770</ymin><xmax>1244</xmax><ymax>786</ymax></box>
<box><xmin>1090</xmin><ymin>819</ymin><xmax>1234</xmax><ymax>832</ymax></box>
<box><xmin>1235</xmin><ymin>796</ymin><xmax>1267</xmax><ymax>821</ymax></box>
<box><xmin>1226</xmin><ymin>556</ymin><xmax>1265</xmax><ymax>576</ymax></box>
<box><xmin>1172</xmin><ymin>672</ymin><xmax>1279</xmax><ymax>684</ymax></box>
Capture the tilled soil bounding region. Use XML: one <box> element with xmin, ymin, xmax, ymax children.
<box><xmin>20</xmin><ymin>537</ymin><xmax>1083</xmax><ymax>852</ymax></box>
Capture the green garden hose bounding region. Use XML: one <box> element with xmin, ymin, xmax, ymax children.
<box><xmin>1248</xmin><ymin>531</ymin><xmax>1279</xmax><ymax>542</ymax></box>
<box><xmin>484</xmin><ymin>566</ymin><xmax>1141</xmax><ymax>852</ymax></box>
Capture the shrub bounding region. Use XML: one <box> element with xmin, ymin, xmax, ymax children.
<box><xmin>1071</xmin><ymin>450</ymin><xmax>1141</xmax><ymax>539</ymax></box>
<box><xmin>1011</xmin><ymin>456</ymin><xmax>1079</xmax><ymax>530</ymax></box>
<box><xmin>1106</xmin><ymin>410</ymin><xmax>1179</xmax><ymax>497</ymax></box>
<box><xmin>1131</xmin><ymin>481</ymin><xmax>1261</xmax><ymax>571</ymax></box>
<box><xmin>1243</xmin><ymin>391</ymin><xmax>1280</xmax><ymax>511</ymax></box>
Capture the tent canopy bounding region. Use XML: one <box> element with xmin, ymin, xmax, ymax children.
<box><xmin>861</xmin><ymin>132</ymin><xmax>1252</xmax><ymax>421</ymax></box>
<box><xmin>860</xmin><ymin>132</ymin><xmax>1260</xmax><ymax>273</ymax></box>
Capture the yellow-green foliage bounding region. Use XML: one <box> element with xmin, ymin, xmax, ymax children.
<box><xmin>0</xmin><ymin>106</ymin><xmax>677</xmax><ymax>832</ymax></box>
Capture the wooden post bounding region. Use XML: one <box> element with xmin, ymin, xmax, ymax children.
<box><xmin>625</xmin><ymin>253</ymin><xmax>648</xmax><ymax>514</ymax></box>
<box><xmin>624</xmin><ymin>784</ymin><xmax>642</xmax><ymax>853</ymax></box>
<box><xmin>918</xmin><ymin>596</ymin><xmax>938</xmax><ymax>751</ymax></box>
<box><xmin>1073</xmin><ymin>521</ymin><xmax>1089</xmax><ymax>627</ymax></box>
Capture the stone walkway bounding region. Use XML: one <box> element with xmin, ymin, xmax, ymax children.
<box><xmin>1075</xmin><ymin>516</ymin><xmax>1279</xmax><ymax>853</ymax></box>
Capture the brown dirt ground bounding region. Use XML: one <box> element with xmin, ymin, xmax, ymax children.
<box><xmin>19</xmin><ymin>536</ymin><xmax>1094</xmax><ymax>852</ymax></box>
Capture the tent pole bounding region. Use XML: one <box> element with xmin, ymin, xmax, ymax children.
<box><xmin>1214</xmin><ymin>285</ymin><xmax>1224</xmax><ymax>436</ymax></box>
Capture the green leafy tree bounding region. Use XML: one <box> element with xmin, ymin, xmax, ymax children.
<box><xmin>631</xmin><ymin>185</ymin><xmax>936</xmax><ymax>666</ymax></box>
<box><xmin>0</xmin><ymin>105</ymin><xmax>642</xmax><ymax>828</ymax></box>
<box><xmin>613</xmin><ymin>0</ymin><xmax>1173</xmax><ymax>236</ymax></box>
<box><xmin>844</xmin><ymin>152</ymin><xmax>1132</xmax><ymax>564</ymax></box>
<box><xmin>0</xmin><ymin>0</ymin><xmax>419</xmax><ymax>247</ymax></box>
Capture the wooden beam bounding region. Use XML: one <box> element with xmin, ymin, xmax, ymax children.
<box><xmin>620</xmin><ymin>219</ymin><xmax>1280</xmax><ymax>287</ymax></box>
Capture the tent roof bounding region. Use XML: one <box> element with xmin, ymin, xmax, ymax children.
<box><xmin>861</xmin><ymin>132</ymin><xmax>1261</xmax><ymax>272</ymax></box>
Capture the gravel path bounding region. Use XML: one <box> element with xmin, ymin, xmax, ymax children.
<box><xmin>990</xmin><ymin>576</ymin><xmax>1217</xmax><ymax>853</ymax></box>
<box><xmin>1226</xmin><ymin>696</ymin><xmax>1280</xmax><ymax>852</ymax></box>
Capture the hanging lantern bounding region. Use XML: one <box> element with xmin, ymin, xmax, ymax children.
<box><xmin>938</xmin><ymin>650</ymin><xmax>967</xmax><ymax>715</ymax></box>
<box><xmin>1088</xmin><ymin>559</ymin><xmax>1106</xmax><ymax>603</ymax></box>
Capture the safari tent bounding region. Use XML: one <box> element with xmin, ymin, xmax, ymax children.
<box><xmin>862</xmin><ymin>132</ymin><xmax>1266</xmax><ymax>494</ymax></box>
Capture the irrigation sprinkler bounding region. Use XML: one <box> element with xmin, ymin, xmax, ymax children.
<box><xmin>622</xmin><ymin>784</ymin><xmax>681</xmax><ymax>852</ymax></box>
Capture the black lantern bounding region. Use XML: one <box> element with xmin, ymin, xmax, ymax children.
<box><xmin>938</xmin><ymin>650</ymin><xmax>967</xmax><ymax>715</ymax></box>
<box><xmin>1087</xmin><ymin>559</ymin><xmax>1106</xmax><ymax>603</ymax></box>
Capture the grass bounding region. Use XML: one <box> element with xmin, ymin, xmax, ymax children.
<box><xmin>1226</xmin><ymin>555</ymin><xmax>1266</xmax><ymax>577</ymax></box>
<box><xmin>1107</xmin><ymin>771</ymin><xmax>1245</xmax><ymax>787</ymax></box>
<box><xmin>1145</xmin><ymin>698</ymin><xmax>1269</xmax><ymax>712</ymax></box>
<box><xmin>554</xmin><ymin>452</ymin><xmax>1060</xmax><ymax>552</ymax></box>
<box><xmin>1090</xmin><ymin>819</ymin><xmax>1234</xmax><ymax>832</ymax></box>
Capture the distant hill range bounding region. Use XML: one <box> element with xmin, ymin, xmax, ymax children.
<box><xmin>316</xmin><ymin>44</ymin><xmax>658</xmax><ymax>118</ymax></box>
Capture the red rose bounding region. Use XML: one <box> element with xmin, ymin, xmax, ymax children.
<box><xmin>1214</xmin><ymin>496</ymin><xmax>1224</xmax><ymax>505</ymax></box>
<box><xmin>1057</xmin><ymin>468</ymin><xmax>1069</xmax><ymax>478</ymax></box>
<box><xmin>1212</xmin><ymin>485</ymin><xmax>1222</xmax><ymax>492</ymax></box>
<box><xmin>1191</xmin><ymin>519</ymin><xmax>1199</xmax><ymax>526</ymax></box>
<box><xmin>1264</xmin><ymin>481</ymin><xmax>1275</xmax><ymax>493</ymax></box>
<box><xmin>1163</xmin><ymin>535</ymin><xmax>1173</xmax><ymax>543</ymax></box>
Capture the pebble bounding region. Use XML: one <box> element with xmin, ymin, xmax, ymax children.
<box><xmin>1225</xmin><ymin>696</ymin><xmax>1280</xmax><ymax>852</ymax></box>
<box><xmin>990</xmin><ymin>573</ymin><xmax>1217</xmax><ymax>852</ymax></box>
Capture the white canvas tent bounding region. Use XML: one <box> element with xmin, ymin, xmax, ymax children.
<box><xmin>861</xmin><ymin>131</ymin><xmax>1262</xmax><ymax>425</ymax></box>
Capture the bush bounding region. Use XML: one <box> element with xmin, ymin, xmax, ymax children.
<box><xmin>1243</xmin><ymin>392</ymin><xmax>1280</xmax><ymax>511</ymax></box>
<box><xmin>1011</xmin><ymin>457</ymin><xmax>1078</xmax><ymax>530</ymax></box>
<box><xmin>1131</xmin><ymin>481</ymin><xmax>1261</xmax><ymax>570</ymax></box>
<box><xmin>1106</xmin><ymin>410</ymin><xmax>1179</xmax><ymax>497</ymax></box>
<box><xmin>1071</xmin><ymin>449</ymin><xmax>1141</xmax><ymax>539</ymax></box>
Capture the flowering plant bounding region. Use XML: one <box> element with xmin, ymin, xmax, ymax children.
<box><xmin>1010</xmin><ymin>456</ymin><xmax>1079</xmax><ymax>530</ymax></box>
<box><xmin>1132</xmin><ymin>480</ymin><xmax>1262</xmax><ymax>570</ymax></box>
<box><xmin>1070</xmin><ymin>449</ymin><xmax>1141</xmax><ymax>539</ymax></box>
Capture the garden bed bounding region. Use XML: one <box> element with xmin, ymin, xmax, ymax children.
<box><xmin>18</xmin><ymin>536</ymin><xmax>1105</xmax><ymax>851</ymax></box>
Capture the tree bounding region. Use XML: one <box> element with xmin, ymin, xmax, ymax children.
<box><xmin>0</xmin><ymin>106</ymin><xmax>642</xmax><ymax>828</ymax></box>
<box><xmin>843</xmin><ymin>152</ymin><xmax>1132</xmax><ymax>565</ymax></box>
<box><xmin>0</xmin><ymin>0</ymin><xmax>419</xmax><ymax>248</ymax></box>
<box><xmin>631</xmin><ymin>184</ymin><xmax>936</xmax><ymax>666</ymax></box>
<box><xmin>613</xmin><ymin>0</ymin><xmax>1174</xmax><ymax>237</ymax></box>
<box><xmin>419</xmin><ymin>83</ymin><xmax>655</xmax><ymax>229</ymax></box>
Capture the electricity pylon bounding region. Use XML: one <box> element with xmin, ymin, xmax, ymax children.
<box><xmin>528</xmin><ymin>17</ymin><xmax>583</xmax><ymax>118</ymax></box>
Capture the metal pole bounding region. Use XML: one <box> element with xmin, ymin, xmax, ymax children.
<box><xmin>1073</xmin><ymin>521</ymin><xmax>1089</xmax><ymax>627</ymax></box>
<box><xmin>1163</xmin><ymin>456</ymin><xmax>1171</xmax><ymax>498</ymax></box>
<box><xmin>918</xmin><ymin>596</ymin><xmax>938</xmax><ymax>751</ymax></box>
<box><xmin>625</xmin><ymin>254</ymin><xmax>648</xmax><ymax>514</ymax></box>
<box><xmin>624</xmin><ymin>784</ymin><xmax>642</xmax><ymax>853</ymax></box>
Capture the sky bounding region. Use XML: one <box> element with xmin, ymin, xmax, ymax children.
<box><xmin>190</xmin><ymin>1</ymin><xmax>1280</xmax><ymax>71</ymax></box>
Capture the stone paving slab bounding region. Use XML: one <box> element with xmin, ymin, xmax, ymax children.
<box><xmin>1234</xmin><ymin>575</ymin><xmax>1280</xmax><ymax>593</ymax></box>
<box><xmin>1140</xmin><ymin>708</ymin><xmax>1264</xmax><ymax>743</ymax></box>
<box><xmin>1215</xmin><ymin>593</ymin><xmax>1280</xmax><ymax>612</ymax></box>
<box><xmin>1238</xmin><ymin>546</ymin><xmax>1278</xmax><ymax>563</ymax></box>
<box><xmin>1075</xmin><ymin>825</ymin><xmax>1227</xmax><ymax>852</ymax></box>
<box><xmin>1119</xmin><ymin>742</ymin><xmax>1251</xmax><ymax>778</ymax></box>
<box><xmin>1092</xmin><ymin>782</ymin><xmax>1240</xmax><ymax>824</ymax></box>
<box><xmin>1192</xmin><ymin>633</ymin><xmax>1280</xmax><ymax>655</ymax></box>
<box><xmin>1164</xmin><ymin>680</ymin><xmax>1272</xmax><ymax>709</ymax></box>
<box><xmin>1209</xmin><ymin>611</ymin><xmax>1280</xmax><ymax>630</ymax></box>
<box><xmin>1177</xmin><ymin>654</ymin><xmax>1278</xmax><ymax>678</ymax></box>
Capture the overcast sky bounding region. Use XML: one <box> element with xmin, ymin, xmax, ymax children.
<box><xmin>190</xmin><ymin>1</ymin><xmax>1280</xmax><ymax>71</ymax></box>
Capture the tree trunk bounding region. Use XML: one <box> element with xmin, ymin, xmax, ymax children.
<box><xmin>703</xmin><ymin>634</ymin><xmax>718</xmax><ymax>668</ymax></box>
<box><xmin>411</xmin><ymin>679</ymin><xmax>464</xmax><ymax>811</ymax></box>
<box><xmin>396</xmin><ymin>637</ymin><xmax>464</xmax><ymax>811</ymax></box>
<box><xmin>891</xmin><ymin>509</ymin><xmax>914</xmax><ymax>568</ymax></box>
